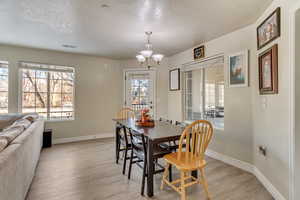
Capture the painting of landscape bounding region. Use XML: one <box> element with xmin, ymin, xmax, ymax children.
<box><xmin>228</xmin><ymin>50</ymin><xmax>248</xmax><ymax>87</ymax></box>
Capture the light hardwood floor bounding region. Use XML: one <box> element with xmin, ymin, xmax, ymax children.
<box><xmin>26</xmin><ymin>138</ymin><xmax>273</xmax><ymax>200</ymax></box>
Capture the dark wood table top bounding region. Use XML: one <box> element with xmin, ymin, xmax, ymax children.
<box><xmin>113</xmin><ymin>118</ymin><xmax>184</xmax><ymax>142</ymax></box>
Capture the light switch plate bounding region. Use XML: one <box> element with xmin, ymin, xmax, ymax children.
<box><xmin>261</xmin><ymin>97</ymin><xmax>267</xmax><ymax>110</ymax></box>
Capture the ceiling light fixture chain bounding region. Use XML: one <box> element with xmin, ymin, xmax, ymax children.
<box><xmin>146</xmin><ymin>31</ymin><xmax>152</xmax><ymax>47</ymax></box>
<box><xmin>136</xmin><ymin>31</ymin><xmax>164</xmax><ymax>69</ymax></box>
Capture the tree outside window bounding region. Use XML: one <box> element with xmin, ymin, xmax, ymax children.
<box><xmin>20</xmin><ymin>63</ymin><xmax>75</xmax><ymax>120</ymax></box>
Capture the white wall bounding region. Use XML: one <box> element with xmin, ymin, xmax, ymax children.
<box><xmin>167</xmin><ymin>25</ymin><xmax>255</xmax><ymax>164</ymax></box>
<box><xmin>294</xmin><ymin>7</ymin><xmax>300</xmax><ymax>200</ymax></box>
<box><xmin>0</xmin><ymin>45</ymin><xmax>123</xmax><ymax>140</ymax></box>
<box><xmin>0</xmin><ymin>44</ymin><xmax>168</xmax><ymax>139</ymax></box>
<box><xmin>167</xmin><ymin>0</ymin><xmax>296</xmax><ymax>198</ymax></box>
<box><xmin>252</xmin><ymin>1</ymin><xmax>293</xmax><ymax>198</ymax></box>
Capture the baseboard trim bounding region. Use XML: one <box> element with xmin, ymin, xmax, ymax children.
<box><xmin>205</xmin><ymin>149</ymin><xmax>254</xmax><ymax>173</ymax></box>
<box><xmin>205</xmin><ymin>149</ymin><xmax>286</xmax><ymax>200</ymax></box>
<box><xmin>53</xmin><ymin>133</ymin><xmax>114</xmax><ymax>144</ymax></box>
<box><xmin>253</xmin><ymin>167</ymin><xmax>286</xmax><ymax>200</ymax></box>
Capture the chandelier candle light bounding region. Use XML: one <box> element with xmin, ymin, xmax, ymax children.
<box><xmin>136</xmin><ymin>31</ymin><xmax>164</xmax><ymax>69</ymax></box>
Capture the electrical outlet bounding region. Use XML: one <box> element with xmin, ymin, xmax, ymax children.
<box><xmin>258</xmin><ymin>146</ymin><xmax>267</xmax><ymax>156</ymax></box>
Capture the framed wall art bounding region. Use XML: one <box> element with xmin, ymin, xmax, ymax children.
<box><xmin>193</xmin><ymin>45</ymin><xmax>205</xmax><ymax>60</ymax></box>
<box><xmin>169</xmin><ymin>68</ymin><xmax>180</xmax><ymax>91</ymax></box>
<box><xmin>258</xmin><ymin>44</ymin><xmax>278</xmax><ymax>95</ymax></box>
<box><xmin>228</xmin><ymin>50</ymin><xmax>249</xmax><ymax>87</ymax></box>
<box><xmin>257</xmin><ymin>7</ymin><xmax>281</xmax><ymax>50</ymax></box>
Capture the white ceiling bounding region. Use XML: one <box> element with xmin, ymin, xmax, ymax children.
<box><xmin>0</xmin><ymin>0</ymin><xmax>272</xmax><ymax>59</ymax></box>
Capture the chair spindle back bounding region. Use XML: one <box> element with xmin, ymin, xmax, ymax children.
<box><xmin>117</xmin><ymin>107</ymin><xmax>135</xmax><ymax>120</ymax></box>
<box><xmin>128</xmin><ymin>129</ymin><xmax>147</xmax><ymax>155</ymax></box>
<box><xmin>178</xmin><ymin>120</ymin><xmax>213</xmax><ymax>160</ymax></box>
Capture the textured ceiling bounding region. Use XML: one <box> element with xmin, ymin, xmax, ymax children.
<box><xmin>0</xmin><ymin>0</ymin><xmax>272</xmax><ymax>59</ymax></box>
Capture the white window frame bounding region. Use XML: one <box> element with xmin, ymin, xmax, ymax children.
<box><xmin>0</xmin><ymin>61</ymin><xmax>9</xmax><ymax>114</ymax></box>
<box><xmin>18</xmin><ymin>61</ymin><xmax>75</xmax><ymax>122</ymax></box>
<box><xmin>182</xmin><ymin>54</ymin><xmax>225</xmax><ymax>130</ymax></box>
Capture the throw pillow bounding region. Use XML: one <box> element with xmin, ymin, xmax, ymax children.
<box><xmin>0</xmin><ymin>126</ymin><xmax>24</xmax><ymax>143</ymax></box>
<box><xmin>0</xmin><ymin>113</ymin><xmax>24</xmax><ymax>131</ymax></box>
<box><xmin>9</xmin><ymin>118</ymin><xmax>31</xmax><ymax>130</ymax></box>
<box><xmin>22</xmin><ymin>113</ymin><xmax>39</xmax><ymax>123</ymax></box>
<box><xmin>0</xmin><ymin>138</ymin><xmax>8</xmax><ymax>152</ymax></box>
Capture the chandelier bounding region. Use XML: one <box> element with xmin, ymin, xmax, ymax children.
<box><xmin>136</xmin><ymin>31</ymin><xmax>164</xmax><ymax>69</ymax></box>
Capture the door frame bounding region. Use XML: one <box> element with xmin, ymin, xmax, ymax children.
<box><xmin>123</xmin><ymin>68</ymin><xmax>157</xmax><ymax>119</ymax></box>
<box><xmin>289</xmin><ymin>3</ymin><xmax>300</xmax><ymax>200</ymax></box>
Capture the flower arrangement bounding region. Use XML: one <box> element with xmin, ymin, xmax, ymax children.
<box><xmin>141</xmin><ymin>108</ymin><xmax>151</xmax><ymax>123</ymax></box>
<box><xmin>136</xmin><ymin>108</ymin><xmax>154</xmax><ymax>127</ymax></box>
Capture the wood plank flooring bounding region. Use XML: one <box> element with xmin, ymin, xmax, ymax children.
<box><xmin>26</xmin><ymin>138</ymin><xmax>273</xmax><ymax>200</ymax></box>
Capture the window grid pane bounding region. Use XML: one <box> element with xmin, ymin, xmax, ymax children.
<box><xmin>0</xmin><ymin>63</ymin><xmax>9</xmax><ymax>113</ymax></box>
<box><xmin>0</xmin><ymin>76</ymin><xmax>8</xmax><ymax>92</ymax></box>
<box><xmin>21</xmin><ymin>65</ymin><xmax>74</xmax><ymax>120</ymax></box>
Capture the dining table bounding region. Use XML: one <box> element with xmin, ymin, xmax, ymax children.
<box><xmin>112</xmin><ymin>118</ymin><xmax>196</xmax><ymax>197</ymax></box>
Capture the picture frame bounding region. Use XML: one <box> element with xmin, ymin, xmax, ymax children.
<box><xmin>258</xmin><ymin>44</ymin><xmax>278</xmax><ymax>95</ymax></box>
<box><xmin>169</xmin><ymin>68</ymin><xmax>180</xmax><ymax>91</ymax></box>
<box><xmin>228</xmin><ymin>50</ymin><xmax>249</xmax><ymax>88</ymax></box>
<box><xmin>257</xmin><ymin>7</ymin><xmax>281</xmax><ymax>50</ymax></box>
<box><xmin>193</xmin><ymin>45</ymin><xmax>205</xmax><ymax>60</ymax></box>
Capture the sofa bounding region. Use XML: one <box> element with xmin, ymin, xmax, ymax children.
<box><xmin>0</xmin><ymin>113</ymin><xmax>44</xmax><ymax>200</ymax></box>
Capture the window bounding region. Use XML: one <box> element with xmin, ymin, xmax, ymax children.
<box><xmin>19</xmin><ymin>62</ymin><xmax>75</xmax><ymax>120</ymax></box>
<box><xmin>128</xmin><ymin>74</ymin><xmax>150</xmax><ymax>111</ymax></box>
<box><xmin>184</xmin><ymin>57</ymin><xmax>224</xmax><ymax>129</ymax></box>
<box><xmin>0</xmin><ymin>61</ymin><xmax>8</xmax><ymax>113</ymax></box>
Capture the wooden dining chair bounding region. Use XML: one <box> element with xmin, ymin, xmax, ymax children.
<box><xmin>160</xmin><ymin>120</ymin><xmax>213</xmax><ymax>200</ymax></box>
<box><xmin>116</xmin><ymin>107</ymin><xmax>135</xmax><ymax>174</ymax></box>
<box><xmin>117</xmin><ymin>107</ymin><xmax>135</xmax><ymax>120</ymax></box>
<box><xmin>128</xmin><ymin>129</ymin><xmax>173</xmax><ymax>196</ymax></box>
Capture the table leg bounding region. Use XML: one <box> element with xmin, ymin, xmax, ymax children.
<box><xmin>115</xmin><ymin>125</ymin><xmax>121</xmax><ymax>164</ymax></box>
<box><xmin>147</xmin><ymin>138</ymin><xmax>154</xmax><ymax>197</ymax></box>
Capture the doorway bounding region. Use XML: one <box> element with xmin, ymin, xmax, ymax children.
<box><xmin>124</xmin><ymin>70</ymin><xmax>156</xmax><ymax>118</ymax></box>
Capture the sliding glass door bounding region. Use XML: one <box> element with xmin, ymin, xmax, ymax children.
<box><xmin>184</xmin><ymin>59</ymin><xmax>224</xmax><ymax>129</ymax></box>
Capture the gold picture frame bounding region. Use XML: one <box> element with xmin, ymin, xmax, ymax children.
<box><xmin>193</xmin><ymin>45</ymin><xmax>205</xmax><ymax>60</ymax></box>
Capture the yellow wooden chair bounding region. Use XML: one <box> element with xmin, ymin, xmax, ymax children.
<box><xmin>116</xmin><ymin>107</ymin><xmax>135</xmax><ymax>120</ymax></box>
<box><xmin>160</xmin><ymin>120</ymin><xmax>213</xmax><ymax>200</ymax></box>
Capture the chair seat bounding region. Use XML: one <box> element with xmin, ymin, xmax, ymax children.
<box><xmin>164</xmin><ymin>152</ymin><xmax>206</xmax><ymax>171</ymax></box>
